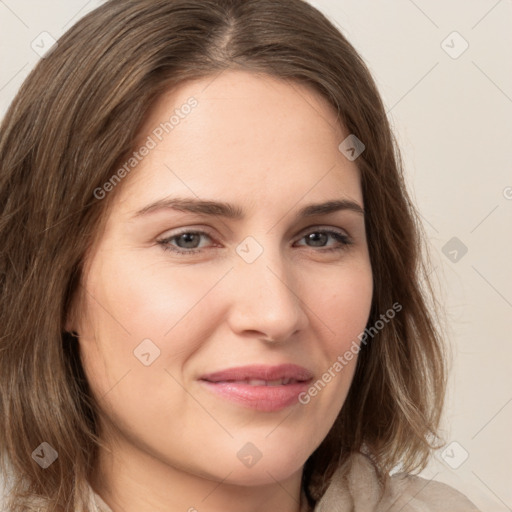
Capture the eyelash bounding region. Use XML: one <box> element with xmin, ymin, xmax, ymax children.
<box><xmin>157</xmin><ymin>227</ymin><xmax>353</xmax><ymax>256</ymax></box>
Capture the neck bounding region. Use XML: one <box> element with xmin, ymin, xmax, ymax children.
<box><xmin>89</xmin><ymin>437</ymin><xmax>308</xmax><ymax>512</ymax></box>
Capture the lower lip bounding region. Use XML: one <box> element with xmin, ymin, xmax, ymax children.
<box><xmin>199</xmin><ymin>380</ymin><xmax>311</xmax><ymax>412</ymax></box>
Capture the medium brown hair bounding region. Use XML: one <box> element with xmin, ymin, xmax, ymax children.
<box><xmin>0</xmin><ymin>0</ymin><xmax>447</xmax><ymax>510</ymax></box>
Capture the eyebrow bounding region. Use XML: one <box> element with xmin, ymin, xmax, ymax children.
<box><xmin>131</xmin><ymin>196</ymin><xmax>365</xmax><ymax>220</ymax></box>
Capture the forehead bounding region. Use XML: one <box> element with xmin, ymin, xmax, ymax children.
<box><xmin>110</xmin><ymin>69</ymin><xmax>362</xmax><ymax>215</ymax></box>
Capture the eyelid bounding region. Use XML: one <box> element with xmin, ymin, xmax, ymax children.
<box><xmin>156</xmin><ymin>227</ymin><xmax>217</xmax><ymax>254</ymax></box>
<box><xmin>294</xmin><ymin>226</ymin><xmax>353</xmax><ymax>248</ymax></box>
<box><xmin>159</xmin><ymin>226</ymin><xmax>217</xmax><ymax>243</ymax></box>
<box><xmin>158</xmin><ymin>224</ymin><xmax>351</xmax><ymax>243</ymax></box>
<box><xmin>296</xmin><ymin>224</ymin><xmax>349</xmax><ymax>238</ymax></box>
<box><xmin>156</xmin><ymin>224</ymin><xmax>353</xmax><ymax>256</ymax></box>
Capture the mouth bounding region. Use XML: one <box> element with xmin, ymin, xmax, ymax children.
<box><xmin>199</xmin><ymin>363</ymin><xmax>313</xmax><ymax>383</ymax></box>
<box><xmin>198</xmin><ymin>364</ymin><xmax>313</xmax><ymax>412</ymax></box>
<box><xmin>208</xmin><ymin>377</ymin><xmax>304</xmax><ymax>386</ymax></box>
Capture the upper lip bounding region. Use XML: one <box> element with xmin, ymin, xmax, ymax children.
<box><xmin>199</xmin><ymin>364</ymin><xmax>313</xmax><ymax>383</ymax></box>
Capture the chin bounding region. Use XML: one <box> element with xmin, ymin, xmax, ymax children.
<box><xmin>216</xmin><ymin>446</ymin><xmax>308</xmax><ymax>486</ymax></box>
<box><xmin>217</xmin><ymin>463</ymin><xmax>304</xmax><ymax>487</ymax></box>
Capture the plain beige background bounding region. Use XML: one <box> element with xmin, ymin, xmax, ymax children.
<box><xmin>0</xmin><ymin>1</ymin><xmax>511</xmax><ymax>510</ymax></box>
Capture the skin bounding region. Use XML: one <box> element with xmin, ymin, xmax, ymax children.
<box><xmin>67</xmin><ymin>69</ymin><xmax>373</xmax><ymax>512</ymax></box>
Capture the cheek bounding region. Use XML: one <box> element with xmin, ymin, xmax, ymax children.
<box><xmin>298</xmin><ymin>261</ymin><xmax>373</xmax><ymax>411</ymax></box>
<box><xmin>315</xmin><ymin>260</ymin><xmax>373</xmax><ymax>349</ymax></box>
<box><xmin>80</xmin><ymin>249</ymin><xmax>230</xmax><ymax>349</ymax></box>
<box><xmin>76</xmin><ymin>251</ymin><xmax>235</xmax><ymax>410</ymax></box>
<box><xmin>76</xmin><ymin>254</ymin><xmax>201</xmax><ymax>444</ymax></box>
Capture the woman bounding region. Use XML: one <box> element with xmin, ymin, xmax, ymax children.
<box><xmin>0</xmin><ymin>0</ymin><xmax>481</xmax><ymax>511</ymax></box>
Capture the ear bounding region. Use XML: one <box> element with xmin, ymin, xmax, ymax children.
<box><xmin>63</xmin><ymin>308</ymin><xmax>77</xmax><ymax>333</ymax></box>
<box><xmin>64</xmin><ymin>317</ymin><xmax>75</xmax><ymax>333</ymax></box>
<box><xmin>63</xmin><ymin>287</ymin><xmax>82</xmax><ymax>334</ymax></box>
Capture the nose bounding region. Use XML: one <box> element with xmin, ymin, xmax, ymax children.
<box><xmin>225</xmin><ymin>241</ymin><xmax>309</xmax><ymax>343</ymax></box>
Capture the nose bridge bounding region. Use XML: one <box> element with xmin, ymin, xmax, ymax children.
<box><xmin>227</xmin><ymin>234</ymin><xmax>308</xmax><ymax>340</ymax></box>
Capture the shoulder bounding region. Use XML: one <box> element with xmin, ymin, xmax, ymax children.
<box><xmin>313</xmin><ymin>452</ymin><xmax>481</xmax><ymax>512</ymax></box>
<box><xmin>384</xmin><ymin>469</ymin><xmax>481</xmax><ymax>511</ymax></box>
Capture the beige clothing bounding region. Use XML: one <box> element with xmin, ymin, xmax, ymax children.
<box><xmin>87</xmin><ymin>453</ymin><xmax>481</xmax><ymax>511</ymax></box>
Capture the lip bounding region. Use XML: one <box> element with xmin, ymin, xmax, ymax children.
<box><xmin>199</xmin><ymin>364</ymin><xmax>313</xmax><ymax>412</ymax></box>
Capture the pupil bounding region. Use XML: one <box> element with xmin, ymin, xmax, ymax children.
<box><xmin>308</xmin><ymin>232</ymin><xmax>326</xmax><ymax>247</ymax></box>
<box><xmin>180</xmin><ymin>233</ymin><xmax>199</xmax><ymax>248</ymax></box>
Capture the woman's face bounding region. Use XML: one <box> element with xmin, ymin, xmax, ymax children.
<box><xmin>69</xmin><ymin>70</ymin><xmax>373</xmax><ymax>488</ymax></box>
